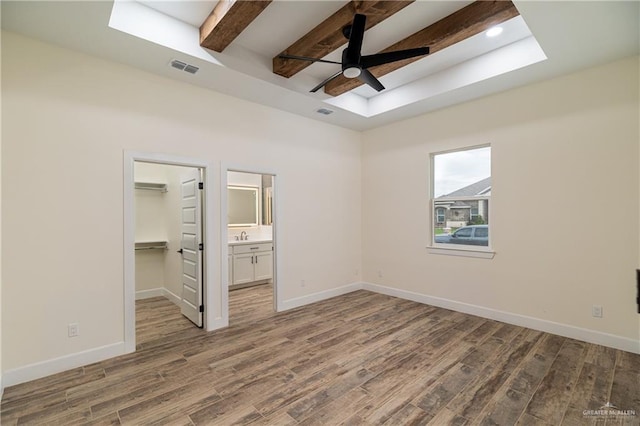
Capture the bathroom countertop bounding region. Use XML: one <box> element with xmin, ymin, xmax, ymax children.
<box><xmin>228</xmin><ymin>239</ymin><xmax>272</xmax><ymax>246</ymax></box>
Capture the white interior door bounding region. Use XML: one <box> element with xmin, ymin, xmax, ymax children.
<box><xmin>180</xmin><ymin>169</ymin><xmax>203</xmax><ymax>327</ymax></box>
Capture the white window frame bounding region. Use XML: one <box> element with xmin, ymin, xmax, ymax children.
<box><xmin>428</xmin><ymin>145</ymin><xmax>495</xmax><ymax>259</ymax></box>
<box><xmin>470</xmin><ymin>206</ymin><xmax>479</xmax><ymax>221</ymax></box>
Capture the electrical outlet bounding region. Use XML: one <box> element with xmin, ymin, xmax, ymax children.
<box><xmin>592</xmin><ymin>305</ymin><xmax>603</xmax><ymax>318</ymax></box>
<box><xmin>68</xmin><ymin>323</ymin><xmax>80</xmax><ymax>337</ymax></box>
<box><xmin>300</xmin><ymin>280</ymin><xmax>306</xmax><ymax>287</ymax></box>
<box><xmin>378</xmin><ymin>270</ymin><xmax>383</xmax><ymax>278</ymax></box>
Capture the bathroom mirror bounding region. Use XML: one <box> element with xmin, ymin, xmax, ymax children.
<box><xmin>228</xmin><ymin>186</ymin><xmax>259</xmax><ymax>227</ymax></box>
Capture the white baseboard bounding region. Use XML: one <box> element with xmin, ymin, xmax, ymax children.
<box><xmin>2</xmin><ymin>342</ymin><xmax>126</xmax><ymax>389</ymax></box>
<box><xmin>135</xmin><ymin>288</ymin><xmax>163</xmax><ymax>300</ymax></box>
<box><xmin>363</xmin><ymin>282</ymin><xmax>640</xmax><ymax>354</ymax></box>
<box><xmin>206</xmin><ymin>316</ymin><xmax>229</xmax><ymax>332</ymax></box>
<box><xmin>162</xmin><ymin>288</ymin><xmax>181</xmax><ymax>306</ymax></box>
<box><xmin>279</xmin><ymin>282</ymin><xmax>363</xmax><ymax>311</ymax></box>
<box><xmin>136</xmin><ymin>288</ymin><xmax>181</xmax><ymax>307</ymax></box>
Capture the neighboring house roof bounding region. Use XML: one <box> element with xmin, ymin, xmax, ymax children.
<box><xmin>434</xmin><ymin>200</ymin><xmax>473</xmax><ymax>209</ymax></box>
<box><xmin>451</xmin><ymin>201</ymin><xmax>472</xmax><ymax>208</ymax></box>
<box><xmin>440</xmin><ymin>177</ymin><xmax>491</xmax><ymax>198</ymax></box>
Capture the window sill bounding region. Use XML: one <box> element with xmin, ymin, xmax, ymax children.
<box><xmin>427</xmin><ymin>245</ymin><xmax>495</xmax><ymax>259</ymax></box>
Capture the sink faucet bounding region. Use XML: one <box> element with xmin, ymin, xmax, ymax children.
<box><xmin>240</xmin><ymin>231</ymin><xmax>247</xmax><ymax>241</ymax></box>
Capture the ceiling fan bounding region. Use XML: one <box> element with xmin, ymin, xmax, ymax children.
<box><xmin>278</xmin><ymin>13</ymin><xmax>430</xmax><ymax>93</ymax></box>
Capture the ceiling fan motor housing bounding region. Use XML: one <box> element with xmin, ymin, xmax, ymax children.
<box><xmin>342</xmin><ymin>49</ymin><xmax>361</xmax><ymax>78</ymax></box>
<box><xmin>277</xmin><ymin>13</ymin><xmax>430</xmax><ymax>92</ymax></box>
<box><xmin>342</xmin><ymin>24</ymin><xmax>352</xmax><ymax>40</ymax></box>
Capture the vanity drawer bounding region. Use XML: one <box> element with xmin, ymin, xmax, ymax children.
<box><xmin>232</xmin><ymin>242</ymin><xmax>272</xmax><ymax>254</ymax></box>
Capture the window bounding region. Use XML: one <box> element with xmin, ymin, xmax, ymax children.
<box><xmin>474</xmin><ymin>227</ymin><xmax>488</xmax><ymax>238</ymax></box>
<box><xmin>455</xmin><ymin>227</ymin><xmax>472</xmax><ymax>238</ymax></box>
<box><xmin>432</xmin><ymin>146</ymin><xmax>491</xmax><ymax>249</ymax></box>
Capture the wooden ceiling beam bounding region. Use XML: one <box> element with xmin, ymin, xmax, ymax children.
<box><xmin>273</xmin><ymin>1</ymin><xmax>414</xmax><ymax>78</ymax></box>
<box><xmin>324</xmin><ymin>0</ymin><xmax>520</xmax><ymax>96</ymax></box>
<box><xmin>200</xmin><ymin>0</ymin><xmax>272</xmax><ymax>52</ymax></box>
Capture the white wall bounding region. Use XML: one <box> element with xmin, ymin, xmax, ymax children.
<box><xmin>134</xmin><ymin>162</ymin><xmax>169</xmax><ymax>298</ymax></box>
<box><xmin>1</xmin><ymin>32</ymin><xmax>362</xmax><ymax>376</ymax></box>
<box><xmin>228</xmin><ymin>171</ymin><xmax>261</xmax><ymax>188</ymax></box>
<box><xmin>134</xmin><ymin>162</ymin><xmax>170</xmax><ymax>243</ymax></box>
<box><xmin>134</xmin><ymin>162</ymin><xmax>169</xmax><ymax>293</ymax></box>
<box><xmin>0</xmin><ymin>14</ymin><xmax>3</xmax><ymax>394</ymax></box>
<box><xmin>362</xmin><ymin>56</ymin><xmax>640</xmax><ymax>351</ymax></box>
<box><xmin>134</xmin><ymin>162</ymin><xmax>191</xmax><ymax>300</ymax></box>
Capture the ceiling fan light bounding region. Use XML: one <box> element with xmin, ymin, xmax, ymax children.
<box><xmin>343</xmin><ymin>67</ymin><xmax>361</xmax><ymax>79</ymax></box>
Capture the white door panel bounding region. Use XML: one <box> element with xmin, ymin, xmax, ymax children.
<box><xmin>182</xmin><ymin>285</ymin><xmax>197</xmax><ymax>306</ymax></box>
<box><xmin>182</xmin><ymin>207</ymin><xmax>196</xmax><ymax>224</ymax></box>
<box><xmin>183</xmin><ymin>234</ymin><xmax>197</xmax><ymax>251</ymax></box>
<box><xmin>180</xmin><ymin>169</ymin><xmax>203</xmax><ymax>327</ymax></box>
<box><xmin>182</xmin><ymin>181</ymin><xmax>196</xmax><ymax>197</ymax></box>
<box><xmin>183</xmin><ymin>259</ymin><xmax>197</xmax><ymax>279</ymax></box>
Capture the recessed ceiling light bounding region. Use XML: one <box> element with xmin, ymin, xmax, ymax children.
<box><xmin>486</xmin><ymin>26</ymin><xmax>503</xmax><ymax>38</ymax></box>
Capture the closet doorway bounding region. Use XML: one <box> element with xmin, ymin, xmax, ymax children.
<box><xmin>134</xmin><ymin>161</ymin><xmax>205</xmax><ymax>320</ymax></box>
<box><xmin>124</xmin><ymin>152</ymin><xmax>216</xmax><ymax>354</ymax></box>
<box><xmin>225</xmin><ymin>170</ymin><xmax>277</xmax><ymax>325</ymax></box>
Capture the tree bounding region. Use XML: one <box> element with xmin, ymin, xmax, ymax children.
<box><xmin>470</xmin><ymin>214</ymin><xmax>485</xmax><ymax>225</ymax></box>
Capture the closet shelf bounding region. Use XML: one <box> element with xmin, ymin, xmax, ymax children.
<box><xmin>135</xmin><ymin>241</ymin><xmax>168</xmax><ymax>251</ymax></box>
<box><xmin>134</xmin><ymin>182</ymin><xmax>168</xmax><ymax>192</ymax></box>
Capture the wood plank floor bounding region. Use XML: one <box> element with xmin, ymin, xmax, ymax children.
<box><xmin>2</xmin><ymin>286</ymin><xmax>638</xmax><ymax>425</ymax></box>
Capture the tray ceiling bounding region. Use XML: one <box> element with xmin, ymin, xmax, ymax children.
<box><xmin>2</xmin><ymin>1</ymin><xmax>639</xmax><ymax>130</ymax></box>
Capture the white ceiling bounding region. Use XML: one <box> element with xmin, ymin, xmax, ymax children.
<box><xmin>1</xmin><ymin>1</ymin><xmax>639</xmax><ymax>131</ymax></box>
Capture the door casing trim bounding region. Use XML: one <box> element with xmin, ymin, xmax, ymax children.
<box><xmin>123</xmin><ymin>151</ymin><xmax>219</xmax><ymax>354</ymax></box>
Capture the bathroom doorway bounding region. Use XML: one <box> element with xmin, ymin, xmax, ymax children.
<box><xmin>225</xmin><ymin>170</ymin><xmax>277</xmax><ymax>324</ymax></box>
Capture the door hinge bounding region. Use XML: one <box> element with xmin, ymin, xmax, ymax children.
<box><xmin>636</xmin><ymin>269</ymin><xmax>640</xmax><ymax>314</ymax></box>
<box><xmin>198</xmin><ymin>182</ymin><xmax>203</xmax><ymax>190</ymax></box>
<box><xmin>199</xmin><ymin>305</ymin><xmax>204</xmax><ymax>313</ymax></box>
<box><xmin>199</xmin><ymin>243</ymin><xmax>204</xmax><ymax>251</ymax></box>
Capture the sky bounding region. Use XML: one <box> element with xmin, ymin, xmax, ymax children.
<box><xmin>433</xmin><ymin>146</ymin><xmax>491</xmax><ymax>197</ymax></box>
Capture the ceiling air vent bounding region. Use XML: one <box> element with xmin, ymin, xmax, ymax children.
<box><xmin>170</xmin><ymin>59</ymin><xmax>187</xmax><ymax>70</ymax></box>
<box><xmin>169</xmin><ymin>59</ymin><xmax>199</xmax><ymax>75</ymax></box>
<box><xmin>316</xmin><ymin>108</ymin><xmax>334</xmax><ymax>115</ymax></box>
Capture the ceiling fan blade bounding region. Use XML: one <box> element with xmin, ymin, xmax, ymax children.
<box><xmin>358</xmin><ymin>69</ymin><xmax>385</xmax><ymax>92</ymax></box>
<box><xmin>360</xmin><ymin>47</ymin><xmax>430</xmax><ymax>69</ymax></box>
<box><xmin>278</xmin><ymin>54</ymin><xmax>341</xmax><ymax>65</ymax></box>
<box><xmin>310</xmin><ymin>70</ymin><xmax>344</xmax><ymax>93</ymax></box>
<box><xmin>345</xmin><ymin>14</ymin><xmax>366</xmax><ymax>63</ymax></box>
